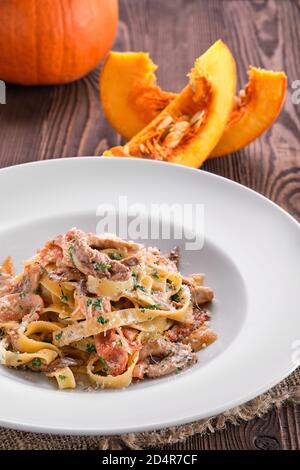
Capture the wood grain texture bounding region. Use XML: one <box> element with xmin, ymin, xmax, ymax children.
<box><xmin>0</xmin><ymin>0</ymin><xmax>299</xmax><ymax>450</ymax></box>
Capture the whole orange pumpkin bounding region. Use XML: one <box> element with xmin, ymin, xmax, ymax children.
<box><xmin>0</xmin><ymin>0</ymin><xmax>119</xmax><ymax>85</ymax></box>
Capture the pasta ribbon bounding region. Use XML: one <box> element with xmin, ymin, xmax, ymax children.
<box><xmin>53</xmin><ymin>289</ymin><xmax>191</xmax><ymax>348</ymax></box>
<box><xmin>46</xmin><ymin>366</ymin><xmax>76</xmax><ymax>389</ymax></box>
<box><xmin>87</xmin><ymin>352</ymin><xmax>139</xmax><ymax>389</ymax></box>
<box><xmin>1</xmin><ymin>348</ymin><xmax>58</xmax><ymax>367</ymax></box>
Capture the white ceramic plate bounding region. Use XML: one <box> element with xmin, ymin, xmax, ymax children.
<box><xmin>0</xmin><ymin>157</ymin><xmax>299</xmax><ymax>435</ymax></box>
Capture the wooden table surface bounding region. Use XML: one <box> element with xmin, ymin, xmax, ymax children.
<box><xmin>0</xmin><ymin>0</ymin><xmax>299</xmax><ymax>450</ymax></box>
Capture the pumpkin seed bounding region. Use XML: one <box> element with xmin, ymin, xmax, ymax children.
<box><xmin>190</xmin><ymin>110</ymin><xmax>205</xmax><ymax>127</ymax></box>
<box><xmin>163</xmin><ymin>121</ymin><xmax>190</xmax><ymax>148</ymax></box>
<box><xmin>157</xmin><ymin>115</ymin><xmax>173</xmax><ymax>130</ymax></box>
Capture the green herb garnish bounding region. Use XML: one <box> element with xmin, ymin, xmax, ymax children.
<box><xmin>135</xmin><ymin>284</ymin><xmax>147</xmax><ymax>293</ymax></box>
<box><xmin>93</xmin><ymin>298</ymin><xmax>103</xmax><ymax>310</ymax></box>
<box><xmin>58</xmin><ymin>374</ymin><xmax>66</xmax><ymax>381</ymax></box>
<box><xmin>171</xmin><ymin>288</ymin><xmax>182</xmax><ymax>303</ymax></box>
<box><xmin>19</xmin><ymin>291</ymin><xmax>26</xmax><ymax>299</ymax></box>
<box><xmin>176</xmin><ymin>366</ymin><xmax>183</xmax><ymax>374</ymax></box>
<box><xmin>86</xmin><ymin>343</ymin><xmax>96</xmax><ymax>353</ymax></box>
<box><xmin>68</xmin><ymin>244</ymin><xmax>76</xmax><ymax>268</ymax></box>
<box><xmin>55</xmin><ymin>331</ymin><xmax>63</xmax><ymax>341</ymax></box>
<box><xmin>32</xmin><ymin>358</ymin><xmax>42</xmax><ymax>367</ymax></box>
<box><xmin>98</xmin><ymin>356</ymin><xmax>109</xmax><ymax>375</ymax></box>
<box><xmin>152</xmin><ymin>271</ymin><xmax>160</xmax><ymax>279</ymax></box>
<box><xmin>97</xmin><ymin>316</ymin><xmax>109</xmax><ymax>325</ymax></box>
<box><xmin>87</xmin><ymin>298</ymin><xmax>93</xmax><ymax>307</ymax></box>
<box><xmin>60</xmin><ymin>290</ymin><xmax>68</xmax><ymax>303</ymax></box>
<box><xmin>93</xmin><ymin>261</ymin><xmax>111</xmax><ymax>271</ymax></box>
<box><xmin>109</xmin><ymin>252</ymin><xmax>122</xmax><ymax>260</ymax></box>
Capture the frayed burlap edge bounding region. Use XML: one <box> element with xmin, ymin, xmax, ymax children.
<box><xmin>1</xmin><ymin>368</ymin><xmax>299</xmax><ymax>450</ymax></box>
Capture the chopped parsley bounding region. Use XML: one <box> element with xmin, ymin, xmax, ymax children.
<box><xmin>86</xmin><ymin>343</ymin><xmax>96</xmax><ymax>353</ymax></box>
<box><xmin>151</xmin><ymin>271</ymin><xmax>160</xmax><ymax>279</ymax></box>
<box><xmin>19</xmin><ymin>291</ymin><xmax>26</xmax><ymax>299</ymax></box>
<box><xmin>87</xmin><ymin>298</ymin><xmax>103</xmax><ymax>310</ymax></box>
<box><xmin>93</xmin><ymin>261</ymin><xmax>111</xmax><ymax>271</ymax></box>
<box><xmin>97</xmin><ymin>315</ymin><xmax>109</xmax><ymax>325</ymax></box>
<box><xmin>140</xmin><ymin>304</ymin><xmax>160</xmax><ymax>313</ymax></box>
<box><xmin>171</xmin><ymin>288</ymin><xmax>183</xmax><ymax>303</ymax></box>
<box><xmin>146</xmin><ymin>304</ymin><xmax>160</xmax><ymax>310</ymax></box>
<box><xmin>32</xmin><ymin>358</ymin><xmax>42</xmax><ymax>367</ymax></box>
<box><xmin>135</xmin><ymin>284</ymin><xmax>147</xmax><ymax>293</ymax></box>
<box><xmin>58</xmin><ymin>374</ymin><xmax>66</xmax><ymax>381</ymax></box>
<box><xmin>131</xmin><ymin>272</ymin><xmax>138</xmax><ymax>280</ymax></box>
<box><xmin>55</xmin><ymin>331</ymin><xmax>63</xmax><ymax>341</ymax></box>
<box><xmin>176</xmin><ymin>366</ymin><xmax>183</xmax><ymax>374</ymax></box>
<box><xmin>117</xmin><ymin>340</ymin><xmax>123</xmax><ymax>347</ymax></box>
<box><xmin>109</xmin><ymin>252</ymin><xmax>122</xmax><ymax>260</ymax></box>
<box><xmin>93</xmin><ymin>298</ymin><xmax>103</xmax><ymax>310</ymax></box>
<box><xmin>68</xmin><ymin>244</ymin><xmax>76</xmax><ymax>268</ymax></box>
<box><xmin>60</xmin><ymin>290</ymin><xmax>68</xmax><ymax>303</ymax></box>
<box><xmin>98</xmin><ymin>356</ymin><xmax>109</xmax><ymax>375</ymax></box>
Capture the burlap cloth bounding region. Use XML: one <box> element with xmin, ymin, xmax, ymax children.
<box><xmin>0</xmin><ymin>368</ymin><xmax>299</xmax><ymax>450</ymax></box>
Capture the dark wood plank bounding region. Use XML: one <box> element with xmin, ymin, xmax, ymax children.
<box><xmin>0</xmin><ymin>0</ymin><xmax>299</xmax><ymax>450</ymax></box>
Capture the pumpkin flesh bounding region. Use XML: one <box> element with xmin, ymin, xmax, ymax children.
<box><xmin>210</xmin><ymin>67</ymin><xmax>287</xmax><ymax>157</ymax></box>
<box><xmin>104</xmin><ymin>40</ymin><xmax>236</xmax><ymax>168</ymax></box>
<box><xmin>100</xmin><ymin>52</ymin><xmax>176</xmax><ymax>141</ymax></box>
<box><xmin>101</xmin><ymin>53</ymin><xmax>286</xmax><ymax>158</ymax></box>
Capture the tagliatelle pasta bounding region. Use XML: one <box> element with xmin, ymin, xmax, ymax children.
<box><xmin>0</xmin><ymin>228</ymin><xmax>217</xmax><ymax>390</ymax></box>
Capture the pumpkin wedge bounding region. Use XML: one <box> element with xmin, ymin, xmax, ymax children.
<box><xmin>210</xmin><ymin>67</ymin><xmax>287</xmax><ymax>157</ymax></box>
<box><xmin>100</xmin><ymin>53</ymin><xmax>286</xmax><ymax>158</ymax></box>
<box><xmin>100</xmin><ymin>52</ymin><xmax>176</xmax><ymax>141</ymax></box>
<box><xmin>104</xmin><ymin>40</ymin><xmax>236</xmax><ymax>168</ymax></box>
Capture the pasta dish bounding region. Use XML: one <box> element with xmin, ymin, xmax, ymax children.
<box><xmin>0</xmin><ymin>229</ymin><xmax>216</xmax><ymax>390</ymax></box>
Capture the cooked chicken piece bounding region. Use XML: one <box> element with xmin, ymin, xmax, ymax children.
<box><xmin>0</xmin><ymin>293</ymin><xmax>44</xmax><ymax>322</ymax></box>
<box><xmin>190</xmin><ymin>286</ymin><xmax>214</xmax><ymax>305</ymax></box>
<box><xmin>48</xmin><ymin>267</ymin><xmax>83</xmax><ymax>283</ymax></box>
<box><xmin>59</xmin><ymin>228</ymin><xmax>131</xmax><ymax>281</ymax></box>
<box><xmin>165</xmin><ymin>309</ymin><xmax>210</xmax><ymax>342</ymax></box>
<box><xmin>182</xmin><ymin>273</ymin><xmax>205</xmax><ymax>287</ymax></box>
<box><xmin>121</xmin><ymin>255</ymin><xmax>140</xmax><ymax>267</ymax></box>
<box><xmin>182</xmin><ymin>325</ymin><xmax>217</xmax><ymax>352</ymax></box>
<box><xmin>135</xmin><ymin>335</ymin><xmax>197</xmax><ymax>379</ymax></box>
<box><xmin>12</xmin><ymin>264</ymin><xmax>42</xmax><ymax>295</ymax></box>
<box><xmin>38</xmin><ymin>239</ymin><xmax>63</xmax><ymax>267</ymax></box>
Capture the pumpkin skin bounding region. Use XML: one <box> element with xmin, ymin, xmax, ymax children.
<box><xmin>0</xmin><ymin>0</ymin><xmax>118</xmax><ymax>85</ymax></box>
<box><xmin>104</xmin><ymin>40</ymin><xmax>237</xmax><ymax>168</ymax></box>
<box><xmin>101</xmin><ymin>52</ymin><xmax>286</xmax><ymax>158</ymax></box>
